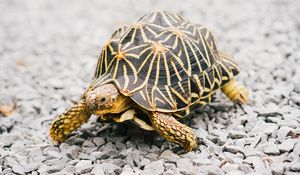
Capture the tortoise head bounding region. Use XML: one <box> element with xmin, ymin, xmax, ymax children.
<box><xmin>49</xmin><ymin>83</ymin><xmax>132</xmax><ymax>144</ymax></box>
<box><xmin>84</xmin><ymin>83</ymin><xmax>132</xmax><ymax>115</ymax></box>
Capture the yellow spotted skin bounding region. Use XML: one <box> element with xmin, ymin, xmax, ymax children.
<box><xmin>49</xmin><ymin>101</ymin><xmax>91</xmax><ymax>144</ymax></box>
<box><xmin>150</xmin><ymin>112</ymin><xmax>197</xmax><ymax>151</ymax></box>
<box><xmin>221</xmin><ymin>79</ymin><xmax>249</xmax><ymax>104</ymax></box>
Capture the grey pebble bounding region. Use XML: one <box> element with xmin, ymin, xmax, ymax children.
<box><xmin>163</xmin><ymin>169</ymin><xmax>179</xmax><ymax>175</ymax></box>
<box><xmin>5</xmin><ymin>157</ymin><xmax>25</xmax><ymax>175</ymax></box>
<box><xmin>292</xmin><ymin>142</ymin><xmax>300</xmax><ymax>156</ymax></box>
<box><xmin>243</xmin><ymin>156</ymin><xmax>269</xmax><ymax>173</ymax></box>
<box><xmin>120</xmin><ymin>165</ymin><xmax>135</xmax><ymax>175</ymax></box>
<box><xmin>159</xmin><ymin>150</ymin><xmax>180</xmax><ymax>160</ymax></box>
<box><xmin>263</xmin><ymin>142</ymin><xmax>280</xmax><ymax>155</ymax></box>
<box><xmin>289</xmin><ymin>161</ymin><xmax>300</xmax><ymax>172</ymax></box>
<box><xmin>92</xmin><ymin>137</ymin><xmax>106</xmax><ymax>147</ymax></box>
<box><xmin>277</xmin><ymin>126</ymin><xmax>293</xmax><ymax>140</ymax></box>
<box><xmin>238</xmin><ymin>164</ymin><xmax>253</xmax><ymax>174</ymax></box>
<box><xmin>228</xmin><ymin>130</ymin><xmax>247</xmax><ymax>139</ymax></box>
<box><xmin>141</xmin><ymin>160</ymin><xmax>164</xmax><ymax>175</ymax></box>
<box><xmin>270</xmin><ymin>163</ymin><xmax>284</xmax><ymax>175</ymax></box>
<box><xmin>63</xmin><ymin>145</ymin><xmax>82</xmax><ymax>159</ymax></box>
<box><xmin>193</xmin><ymin>157</ymin><xmax>212</xmax><ymax>166</ymax></box>
<box><xmin>243</xmin><ymin>147</ymin><xmax>261</xmax><ymax>157</ymax></box>
<box><xmin>48</xmin><ymin>78</ymin><xmax>65</xmax><ymax>89</ymax></box>
<box><xmin>100</xmin><ymin>162</ymin><xmax>121</xmax><ymax>174</ymax></box>
<box><xmin>227</xmin><ymin>170</ymin><xmax>245</xmax><ymax>175</ymax></box>
<box><xmin>75</xmin><ymin>160</ymin><xmax>93</xmax><ymax>174</ymax></box>
<box><xmin>223</xmin><ymin>145</ymin><xmax>244</xmax><ymax>154</ymax></box>
<box><xmin>139</xmin><ymin>158</ymin><xmax>151</xmax><ymax>168</ymax></box>
<box><xmin>221</xmin><ymin>162</ymin><xmax>239</xmax><ymax>172</ymax></box>
<box><xmin>91</xmin><ymin>164</ymin><xmax>104</xmax><ymax>175</ymax></box>
<box><xmin>47</xmin><ymin>150</ymin><xmax>63</xmax><ymax>159</ymax></box>
<box><xmin>82</xmin><ymin>140</ymin><xmax>96</xmax><ymax>148</ymax></box>
<box><xmin>253</xmin><ymin>122</ymin><xmax>278</xmax><ymax>135</ymax></box>
<box><xmin>46</xmin><ymin>164</ymin><xmax>65</xmax><ymax>174</ymax></box>
<box><xmin>176</xmin><ymin>158</ymin><xmax>195</xmax><ymax>175</ymax></box>
<box><xmin>278</xmin><ymin>139</ymin><xmax>296</xmax><ymax>152</ymax></box>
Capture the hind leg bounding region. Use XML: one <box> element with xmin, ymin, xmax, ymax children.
<box><xmin>221</xmin><ymin>79</ymin><xmax>249</xmax><ymax>104</ymax></box>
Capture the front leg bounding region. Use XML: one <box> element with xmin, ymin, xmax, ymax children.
<box><xmin>149</xmin><ymin>112</ymin><xmax>197</xmax><ymax>151</ymax></box>
<box><xmin>49</xmin><ymin>101</ymin><xmax>91</xmax><ymax>144</ymax></box>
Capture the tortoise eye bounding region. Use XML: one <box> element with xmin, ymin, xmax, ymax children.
<box><xmin>100</xmin><ymin>97</ymin><xmax>106</xmax><ymax>102</ymax></box>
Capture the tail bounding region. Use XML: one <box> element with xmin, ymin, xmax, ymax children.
<box><xmin>49</xmin><ymin>101</ymin><xmax>91</xmax><ymax>144</ymax></box>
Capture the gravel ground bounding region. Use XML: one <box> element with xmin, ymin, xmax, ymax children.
<box><xmin>1</xmin><ymin>0</ymin><xmax>300</xmax><ymax>174</ymax></box>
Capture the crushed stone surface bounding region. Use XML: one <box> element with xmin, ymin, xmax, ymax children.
<box><xmin>1</xmin><ymin>0</ymin><xmax>300</xmax><ymax>174</ymax></box>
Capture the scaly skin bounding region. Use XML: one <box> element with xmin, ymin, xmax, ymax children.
<box><xmin>221</xmin><ymin>79</ymin><xmax>249</xmax><ymax>104</ymax></box>
<box><xmin>150</xmin><ymin>112</ymin><xmax>197</xmax><ymax>151</ymax></box>
<box><xmin>49</xmin><ymin>101</ymin><xmax>91</xmax><ymax>143</ymax></box>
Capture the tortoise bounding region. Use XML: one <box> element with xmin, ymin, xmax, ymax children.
<box><xmin>50</xmin><ymin>11</ymin><xmax>248</xmax><ymax>151</ymax></box>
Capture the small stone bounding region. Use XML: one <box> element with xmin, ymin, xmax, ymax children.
<box><xmin>223</xmin><ymin>145</ymin><xmax>243</xmax><ymax>154</ymax></box>
<box><xmin>64</xmin><ymin>145</ymin><xmax>82</xmax><ymax>159</ymax></box>
<box><xmin>120</xmin><ymin>165</ymin><xmax>135</xmax><ymax>175</ymax></box>
<box><xmin>101</xmin><ymin>162</ymin><xmax>121</xmax><ymax>174</ymax></box>
<box><xmin>5</xmin><ymin>157</ymin><xmax>25</xmax><ymax>175</ymax></box>
<box><xmin>243</xmin><ymin>156</ymin><xmax>268</xmax><ymax>173</ymax></box>
<box><xmin>246</xmin><ymin>172</ymin><xmax>263</xmax><ymax>175</ymax></box>
<box><xmin>228</xmin><ymin>130</ymin><xmax>247</xmax><ymax>139</ymax></box>
<box><xmin>221</xmin><ymin>163</ymin><xmax>239</xmax><ymax>172</ymax></box>
<box><xmin>92</xmin><ymin>137</ymin><xmax>105</xmax><ymax>147</ymax></box>
<box><xmin>239</xmin><ymin>164</ymin><xmax>253</xmax><ymax>174</ymax></box>
<box><xmin>263</xmin><ymin>142</ymin><xmax>280</xmax><ymax>155</ymax></box>
<box><xmin>47</xmin><ymin>150</ymin><xmax>62</xmax><ymax>159</ymax></box>
<box><xmin>270</xmin><ymin>163</ymin><xmax>284</xmax><ymax>175</ymax></box>
<box><xmin>75</xmin><ymin>160</ymin><xmax>93</xmax><ymax>174</ymax></box>
<box><xmin>12</xmin><ymin>164</ymin><xmax>25</xmax><ymax>175</ymax></box>
<box><xmin>195</xmin><ymin>128</ymin><xmax>208</xmax><ymax>139</ymax></box>
<box><xmin>227</xmin><ymin>170</ymin><xmax>245</xmax><ymax>175</ymax></box>
<box><xmin>139</xmin><ymin>158</ymin><xmax>151</xmax><ymax>168</ymax></box>
<box><xmin>159</xmin><ymin>150</ymin><xmax>180</xmax><ymax>160</ymax></box>
<box><xmin>164</xmin><ymin>162</ymin><xmax>177</xmax><ymax>171</ymax></box>
<box><xmin>1</xmin><ymin>168</ymin><xmax>13</xmax><ymax>174</ymax></box>
<box><xmin>278</xmin><ymin>139</ymin><xmax>296</xmax><ymax>152</ymax></box>
<box><xmin>289</xmin><ymin>162</ymin><xmax>300</xmax><ymax>171</ymax></box>
<box><xmin>262</xmin><ymin>123</ymin><xmax>278</xmax><ymax>135</ymax></box>
<box><xmin>255</xmin><ymin>103</ymin><xmax>279</xmax><ymax>116</ymax></box>
<box><xmin>293</xmin><ymin>142</ymin><xmax>300</xmax><ymax>155</ymax></box>
<box><xmin>82</xmin><ymin>140</ymin><xmax>96</xmax><ymax>148</ymax></box>
<box><xmin>197</xmin><ymin>165</ymin><xmax>223</xmax><ymax>175</ymax></box>
<box><xmin>177</xmin><ymin>158</ymin><xmax>194</xmax><ymax>175</ymax></box>
<box><xmin>163</xmin><ymin>169</ymin><xmax>177</xmax><ymax>175</ymax></box>
<box><xmin>65</xmin><ymin>137</ymin><xmax>86</xmax><ymax>145</ymax></box>
<box><xmin>48</xmin><ymin>78</ymin><xmax>64</xmax><ymax>89</ymax></box>
<box><xmin>141</xmin><ymin>160</ymin><xmax>164</xmax><ymax>175</ymax></box>
<box><xmin>244</xmin><ymin>147</ymin><xmax>261</xmax><ymax>157</ymax></box>
<box><xmin>46</xmin><ymin>164</ymin><xmax>65</xmax><ymax>174</ymax></box>
<box><xmin>277</xmin><ymin>126</ymin><xmax>293</xmax><ymax>140</ymax></box>
<box><xmin>91</xmin><ymin>164</ymin><xmax>104</xmax><ymax>175</ymax></box>
<box><xmin>193</xmin><ymin>157</ymin><xmax>212</xmax><ymax>166</ymax></box>
<box><xmin>145</xmin><ymin>153</ymin><xmax>159</xmax><ymax>161</ymax></box>
<box><xmin>278</xmin><ymin>119</ymin><xmax>298</xmax><ymax>129</ymax></box>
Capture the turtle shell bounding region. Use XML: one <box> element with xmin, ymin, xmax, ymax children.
<box><xmin>93</xmin><ymin>11</ymin><xmax>239</xmax><ymax>113</ymax></box>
